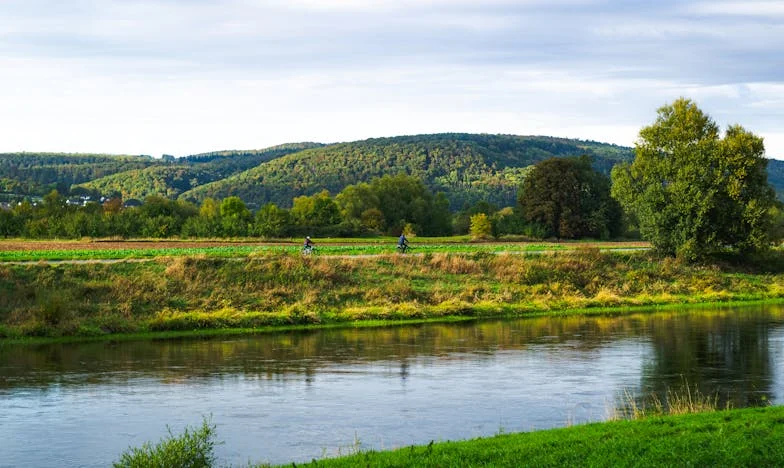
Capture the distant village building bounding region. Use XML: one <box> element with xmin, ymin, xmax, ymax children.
<box><xmin>65</xmin><ymin>195</ymin><xmax>96</xmax><ymax>207</ymax></box>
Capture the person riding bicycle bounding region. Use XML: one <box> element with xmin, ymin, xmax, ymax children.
<box><xmin>303</xmin><ymin>236</ymin><xmax>315</xmax><ymax>253</ymax></box>
<box><xmin>397</xmin><ymin>233</ymin><xmax>409</xmax><ymax>252</ymax></box>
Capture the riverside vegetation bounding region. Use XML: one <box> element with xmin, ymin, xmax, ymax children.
<box><xmin>114</xmin><ymin>405</ymin><xmax>784</xmax><ymax>467</ymax></box>
<box><xmin>2</xmin><ymin>248</ymin><xmax>784</xmax><ymax>339</ymax></box>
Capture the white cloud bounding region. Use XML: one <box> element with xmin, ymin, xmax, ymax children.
<box><xmin>0</xmin><ymin>0</ymin><xmax>783</xmax><ymax>158</ymax></box>
<box><xmin>686</xmin><ymin>1</ymin><xmax>784</xmax><ymax>16</ymax></box>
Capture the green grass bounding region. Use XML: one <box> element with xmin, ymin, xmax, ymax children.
<box><xmin>2</xmin><ymin>249</ymin><xmax>783</xmax><ymax>340</ymax></box>
<box><xmin>118</xmin><ymin>407</ymin><xmax>784</xmax><ymax>467</ymax></box>
<box><xmin>0</xmin><ymin>239</ymin><xmax>642</xmax><ymax>261</ymax></box>
<box><xmin>265</xmin><ymin>406</ymin><xmax>784</xmax><ymax>467</ymax></box>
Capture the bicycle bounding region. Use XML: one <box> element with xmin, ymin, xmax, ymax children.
<box><xmin>396</xmin><ymin>244</ymin><xmax>410</xmax><ymax>254</ymax></box>
<box><xmin>302</xmin><ymin>245</ymin><xmax>317</xmax><ymax>256</ymax></box>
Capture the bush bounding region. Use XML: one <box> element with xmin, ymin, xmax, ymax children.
<box><xmin>113</xmin><ymin>418</ymin><xmax>218</xmax><ymax>468</ymax></box>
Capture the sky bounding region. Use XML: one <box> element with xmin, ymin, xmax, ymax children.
<box><xmin>1</xmin><ymin>0</ymin><xmax>783</xmax><ymax>157</ymax></box>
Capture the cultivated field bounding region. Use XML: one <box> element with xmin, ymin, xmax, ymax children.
<box><xmin>0</xmin><ymin>238</ymin><xmax>650</xmax><ymax>262</ymax></box>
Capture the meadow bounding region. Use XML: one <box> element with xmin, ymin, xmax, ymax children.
<box><xmin>0</xmin><ymin>238</ymin><xmax>644</xmax><ymax>261</ymax></box>
<box><xmin>1</xmin><ymin>245</ymin><xmax>782</xmax><ymax>339</ymax></box>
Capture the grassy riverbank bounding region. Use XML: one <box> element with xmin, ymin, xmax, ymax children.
<box><xmin>115</xmin><ymin>406</ymin><xmax>784</xmax><ymax>467</ymax></box>
<box><xmin>264</xmin><ymin>406</ymin><xmax>784</xmax><ymax>467</ymax></box>
<box><xmin>2</xmin><ymin>249</ymin><xmax>784</xmax><ymax>339</ymax></box>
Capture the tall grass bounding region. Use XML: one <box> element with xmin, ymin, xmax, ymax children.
<box><xmin>113</xmin><ymin>418</ymin><xmax>218</xmax><ymax>468</ymax></box>
<box><xmin>2</xmin><ymin>250</ymin><xmax>784</xmax><ymax>338</ymax></box>
<box><xmin>609</xmin><ymin>380</ymin><xmax>726</xmax><ymax>420</ymax></box>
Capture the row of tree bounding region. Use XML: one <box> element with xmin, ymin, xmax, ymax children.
<box><xmin>1</xmin><ymin>99</ymin><xmax>779</xmax><ymax>260</ymax></box>
<box><xmin>0</xmin><ymin>163</ymin><xmax>625</xmax><ymax>240</ymax></box>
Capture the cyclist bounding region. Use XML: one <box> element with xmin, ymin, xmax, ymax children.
<box><xmin>303</xmin><ymin>236</ymin><xmax>315</xmax><ymax>254</ymax></box>
<box><xmin>397</xmin><ymin>233</ymin><xmax>410</xmax><ymax>253</ymax></box>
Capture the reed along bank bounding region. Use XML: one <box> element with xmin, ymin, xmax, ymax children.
<box><xmin>3</xmin><ymin>249</ymin><xmax>784</xmax><ymax>339</ymax></box>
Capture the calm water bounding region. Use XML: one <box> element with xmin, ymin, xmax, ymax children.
<box><xmin>1</xmin><ymin>305</ymin><xmax>783</xmax><ymax>467</ymax></box>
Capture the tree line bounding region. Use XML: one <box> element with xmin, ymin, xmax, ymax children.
<box><xmin>181</xmin><ymin>133</ymin><xmax>631</xmax><ymax>211</ymax></box>
<box><xmin>1</xmin><ymin>99</ymin><xmax>780</xmax><ymax>260</ymax></box>
<box><xmin>0</xmin><ymin>165</ymin><xmax>623</xmax><ymax>240</ymax></box>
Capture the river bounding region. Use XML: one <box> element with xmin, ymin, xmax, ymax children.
<box><xmin>1</xmin><ymin>304</ymin><xmax>783</xmax><ymax>466</ymax></box>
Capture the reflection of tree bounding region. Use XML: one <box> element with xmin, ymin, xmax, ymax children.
<box><xmin>641</xmin><ymin>305</ymin><xmax>777</xmax><ymax>408</ymax></box>
<box><xmin>1</xmin><ymin>306</ymin><xmax>782</xmax><ymax>408</ymax></box>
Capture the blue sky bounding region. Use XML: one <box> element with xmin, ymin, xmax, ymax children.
<box><xmin>1</xmin><ymin>0</ymin><xmax>783</xmax><ymax>157</ymax></box>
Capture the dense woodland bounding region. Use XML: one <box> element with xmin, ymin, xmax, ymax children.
<box><xmin>181</xmin><ymin>134</ymin><xmax>636</xmax><ymax>209</ymax></box>
<box><xmin>0</xmin><ymin>143</ymin><xmax>321</xmax><ymax>202</ymax></box>
<box><xmin>0</xmin><ymin>153</ymin><xmax>157</xmax><ymax>197</ymax></box>
<box><xmin>0</xmin><ymin>161</ymin><xmax>627</xmax><ymax>239</ymax></box>
<box><xmin>1</xmin><ymin>132</ymin><xmax>782</xmax><ymax>250</ymax></box>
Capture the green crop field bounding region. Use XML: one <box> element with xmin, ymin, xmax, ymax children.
<box><xmin>0</xmin><ymin>239</ymin><xmax>647</xmax><ymax>262</ymax></box>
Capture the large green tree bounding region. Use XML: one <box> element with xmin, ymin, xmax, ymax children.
<box><xmin>519</xmin><ymin>156</ymin><xmax>622</xmax><ymax>239</ymax></box>
<box><xmin>369</xmin><ymin>174</ymin><xmax>452</xmax><ymax>236</ymax></box>
<box><xmin>611</xmin><ymin>98</ymin><xmax>775</xmax><ymax>260</ymax></box>
<box><xmin>290</xmin><ymin>190</ymin><xmax>342</xmax><ymax>230</ymax></box>
<box><xmin>254</xmin><ymin>202</ymin><xmax>290</xmax><ymax>238</ymax></box>
<box><xmin>219</xmin><ymin>196</ymin><xmax>252</xmax><ymax>236</ymax></box>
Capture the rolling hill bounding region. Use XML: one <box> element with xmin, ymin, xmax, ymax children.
<box><xmin>180</xmin><ymin>133</ymin><xmax>636</xmax><ymax>209</ymax></box>
<box><xmin>76</xmin><ymin>143</ymin><xmax>322</xmax><ymax>200</ymax></box>
<box><xmin>3</xmin><ymin>135</ymin><xmax>783</xmax><ymax>210</ymax></box>
<box><xmin>0</xmin><ymin>153</ymin><xmax>157</xmax><ymax>196</ymax></box>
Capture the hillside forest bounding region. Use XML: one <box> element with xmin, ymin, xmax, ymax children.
<box><xmin>1</xmin><ymin>118</ymin><xmax>783</xmax><ymax>257</ymax></box>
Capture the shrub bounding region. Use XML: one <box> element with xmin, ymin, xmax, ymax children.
<box><xmin>113</xmin><ymin>418</ymin><xmax>218</xmax><ymax>468</ymax></box>
<box><xmin>469</xmin><ymin>213</ymin><xmax>492</xmax><ymax>240</ymax></box>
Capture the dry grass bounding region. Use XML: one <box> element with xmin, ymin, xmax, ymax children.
<box><xmin>427</xmin><ymin>253</ymin><xmax>483</xmax><ymax>274</ymax></box>
<box><xmin>609</xmin><ymin>380</ymin><xmax>725</xmax><ymax>421</ymax></box>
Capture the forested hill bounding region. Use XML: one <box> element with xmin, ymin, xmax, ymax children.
<box><xmin>0</xmin><ymin>153</ymin><xmax>157</xmax><ymax>196</ymax></box>
<box><xmin>4</xmin><ymin>137</ymin><xmax>783</xmax><ymax>208</ymax></box>
<box><xmin>178</xmin><ymin>142</ymin><xmax>324</xmax><ymax>170</ymax></box>
<box><xmin>764</xmin><ymin>159</ymin><xmax>784</xmax><ymax>200</ymax></box>
<box><xmin>180</xmin><ymin>133</ymin><xmax>635</xmax><ymax>209</ymax></box>
<box><xmin>76</xmin><ymin>143</ymin><xmax>322</xmax><ymax>200</ymax></box>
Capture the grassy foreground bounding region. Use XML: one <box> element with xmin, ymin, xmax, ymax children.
<box><xmin>2</xmin><ymin>249</ymin><xmax>784</xmax><ymax>339</ymax></box>
<box><xmin>115</xmin><ymin>406</ymin><xmax>784</xmax><ymax>467</ymax></box>
<box><xmin>271</xmin><ymin>406</ymin><xmax>784</xmax><ymax>467</ymax></box>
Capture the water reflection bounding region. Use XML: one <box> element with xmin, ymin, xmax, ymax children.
<box><xmin>0</xmin><ymin>304</ymin><xmax>782</xmax><ymax>467</ymax></box>
<box><xmin>642</xmin><ymin>308</ymin><xmax>779</xmax><ymax>407</ymax></box>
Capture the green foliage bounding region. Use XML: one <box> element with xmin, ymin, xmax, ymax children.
<box><xmin>330</xmin><ymin>175</ymin><xmax>452</xmax><ymax>236</ymax></box>
<box><xmin>181</xmin><ymin>134</ymin><xmax>635</xmax><ymax>210</ymax></box>
<box><xmin>469</xmin><ymin>213</ymin><xmax>492</xmax><ymax>240</ymax></box>
<box><xmin>0</xmin><ymin>208</ymin><xmax>21</xmax><ymax>237</ymax></box>
<box><xmin>0</xmin><ymin>153</ymin><xmax>156</xmax><ymax>196</ymax></box>
<box><xmin>520</xmin><ymin>156</ymin><xmax>622</xmax><ymax>239</ymax></box>
<box><xmin>219</xmin><ymin>196</ymin><xmax>252</xmax><ymax>237</ymax></box>
<box><xmin>79</xmin><ymin>166</ymin><xmax>221</xmax><ymax>200</ymax></box>
<box><xmin>113</xmin><ymin>418</ymin><xmax>217</xmax><ymax>468</ymax></box>
<box><xmin>767</xmin><ymin>203</ymin><xmax>784</xmax><ymax>244</ymax></box>
<box><xmin>291</xmin><ymin>190</ymin><xmax>342</xmax><ymax>234</ymax></box>
<box><xmin>370</xmin><ymin>174</ymin><xmax>452</xmax><ymax>236</ymax></box>
<box><xmin>78</xmin><ymin>144</ymin><xmax>321</xmax><ymax>201</ymax></box>
<box><xmin>254</xmin><ymin>203</ymin><xmax>290</xmax><ymax>238</ymax></box>
<box><xmin>282</xmin><ymin>407</ymin><xmax>784</xmax><ymax>467</ymax></box>
<box><xmin>138</xmin><ymin>196</ymin><xmax>198</xmax><ymax>238</ymax></box>
<box><xmin>612</xmin><ymin>98</ymin><xmax>776</xmax><ymax>260</ymax></box>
